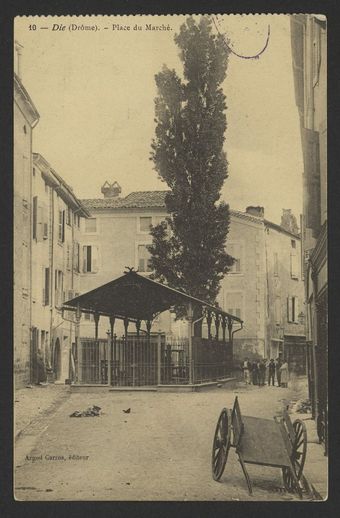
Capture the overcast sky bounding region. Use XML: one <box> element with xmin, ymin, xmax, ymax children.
<box><xmin>15</xmin><ymin>14</ymin><xmax>303</xmax><ymax>225</ymax></box>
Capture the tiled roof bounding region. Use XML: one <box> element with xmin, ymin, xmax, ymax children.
<box><xmin>81</xmin><ymin>191</ymin><xmax>168</xmax><ymax>210</ymax></box>
<box><xmin>81</xmin><ymin>190</ymin><xmax>299</xmax><ymax>237</ymax></box>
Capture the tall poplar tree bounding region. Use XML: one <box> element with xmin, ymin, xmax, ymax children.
<box><xmin>148</xmin><ymin>16</ymin><xmax>234</xmax><ymax>316</ymax></box>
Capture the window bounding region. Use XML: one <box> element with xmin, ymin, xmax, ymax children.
<box><xmin>83</xmin><ymin>245</ymin><xmax>99</xmax><ymax>273</ymax></box>
<box><xmin>287</xmin><ymin>296</ymin><xmax>299</xmax><ymax>323</ymax></box>
<box><xmin>54</xmin><ymin>269</ymin><xmax>64</xmax><ymax>307</ymax></box>
<box><xmin>273</xmin><ymin>252</ymin><xmax>279</xmax><ymax>276</ymax></box>
<box><xmin>43</xmin><ymin>267</ymin><xmax>50</xmax><ymax>306</ymax></box>
<box><xmin>228</xmin><ymin>243</ymin><xmax>242</xmax><ymax>273</ymax></box>
<box><xmin>225</xmin><ymin>291</ymin><xmax>243</xmax><ymax>319</ymax></box>
<box><xmin>85</xmin><ymin>218</ymin><xmax>97</xmax><ymax>233</ymax></box>
<box><xmin>291</xmin><ymin>240</ymin><xmax>296</xmax><ymax>249</ymax></box>
<box><xmin>139</xmin><ymin>217</ymin><xmax>152</xmax><ymax>232</ymax></box>
<box><xmin>73</xmin><ymin>242</ymin><xmax>80</xmax><ymax>272</ymax></box>
<box><xmin>58</xmin><ymin>210</ymin><xmax>65</xmax><ymax>243</ymax></box>
<box><xmin>138</xmin><ymin>244</ymin><xmax>152</xmax><ymax>273</ymax></box>
<box><xmin>290</xmin><ymin>249</ymin><xmax>299</xmax><ymax>279</ymax></box>
<box><xmin>228</xmin><ymin>308</ymin><xmax>241</xmax><ymax>319</ymax></box>
<box><xmin>275</xmin><ymin>297</ymin><xmax>281</xmax><ymax>324</ymax></box>
<box><xmin>32</xmin><ymin>167</ymin><xmax>35</xmax><ymax>176</ymax></box>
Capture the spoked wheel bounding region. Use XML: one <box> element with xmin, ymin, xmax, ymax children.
<box><xmin>282</xmin><ymin>419</ymin><xmax>307</xmax><ymax>493</ymax></box>
<box><xmin>211</xmin><ymin>408</ymin><xmax>232</xmax><ymax>481</ymax></box>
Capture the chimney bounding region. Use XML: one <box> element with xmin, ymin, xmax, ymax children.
<box><xmin>245</xmin><ymin>206</ymin><xmax>264</xmax><ymax>218</ymax></box>
<box><xmin>101</xmin><ymin>181</ymin><xmax>122</xmax><ymax>198</ymax></box>
<box><xmin>14</xmin><ymin>40</ymin><xmax>24</xmax><ymax>80</ymax></box>
<box><xmin>281</xmin><ymin>209</ymin><xmax>299</xmax><ymax>234</ymax></box>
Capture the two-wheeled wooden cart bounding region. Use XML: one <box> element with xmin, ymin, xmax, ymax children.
<box><xmin>211</xmin><ymin>397</ymin><xmax>307</xmax><ymax>498</ymax></box>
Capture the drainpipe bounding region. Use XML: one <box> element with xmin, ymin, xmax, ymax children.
<box><xmin>49</xmin><ymin>186</ymin><xmax>54</xmax><ymax>369</ymax></box>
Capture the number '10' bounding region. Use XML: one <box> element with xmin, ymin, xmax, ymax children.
<box><xmin>29</xmin><ymin>24</ymin><xmax>37</xmax><ymax>31</ymax></box>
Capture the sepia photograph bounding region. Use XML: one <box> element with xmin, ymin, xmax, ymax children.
<box><xmin>13</xmin><ymin>13</ymin><xmax>327</xmax><ymax>501</ymax></box>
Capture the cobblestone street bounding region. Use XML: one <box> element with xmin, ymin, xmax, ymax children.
<box><xmin>14</xmin><ymin>379</ymin><xmax>325</xmax><ymax>501</ymax></box>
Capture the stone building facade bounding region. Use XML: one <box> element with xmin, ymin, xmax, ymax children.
<box><xmin>14</xmin><ymin>69</ymin><xmax>39</xmax><ymax>388</ymax></box>
<box><xmin>291</xmin><ymin>14</ymin><xmax>327</xmax><ymax>450</ymax></box>
<box><xmin>31</xmin><ymin>154</ymin><xmax>89</xmax><ymax>383</ymax></box>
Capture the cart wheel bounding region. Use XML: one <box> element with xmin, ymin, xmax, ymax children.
<box><xmin>282</xmin><ymin>419</ymin><xmax>307</xmax><ymax>493</ymax></box>
<box><xmin>211</xmin><ymin>408</ymin><xmax>232</xmax><ymax>481</ymax></box>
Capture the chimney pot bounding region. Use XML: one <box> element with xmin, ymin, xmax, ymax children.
<box><xmin>245</xmin><ymin>206</ymin><xmax>264</xmax><ymax>218</ymax></box>
<box><xmin>101</xmin><ymin>181</ymin><xmax>122</xmax><ymax>198</ymax></box>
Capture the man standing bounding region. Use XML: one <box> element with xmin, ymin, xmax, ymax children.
<box><xmin>275</xmin><ymin>357</ymin><xmax>282</xmax><ymax>386</ymax></box>
<box><xmin>251</xmin><ymin>360</ymin><xmax>259</xmax><ymax>385</ymax></box>
<box><xmin>258</xmin><ymin>359</ymin><xmax>266</xmax><ymax>386</ymax></box>
<box><xmin>242</xmin><ymin>358</ymin><xmax>250</xmax><ymax>384</ymax></box>
<box><xmin>268</xmin><ymin>359</ymin><xmax>275</xmax><ymax>386</ymax></box>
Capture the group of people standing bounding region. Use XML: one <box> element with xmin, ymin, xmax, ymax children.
<box><xmin>242</xmin><ymin>357</ymin><xmax>289</xmax><ymax>388</ymax></box>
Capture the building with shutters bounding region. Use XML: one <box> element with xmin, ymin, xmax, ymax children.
<box><xmin>79</xmin><ymin>186</ymin><xmax>305</xmax><ymax>365</ymax></box>
<box><xmin>291</xmin><ymin>14</ymin><xmax>327</xmax><ymax>451</ymax></box>
<box><xmin>31</xmin><ymin>153</ymin><xmax>90</xmax><ymax>383</ymax></box>
<box><xmin>14</xmin><ymin>46</ymin><xmax>40</xmax><ymax>388</ymax></box>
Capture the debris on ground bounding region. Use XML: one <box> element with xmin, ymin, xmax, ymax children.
<box><xmin>291</xmin><ymin>399</ymin><xmax>312</xmax><ymax>414</ymax></box>
<box><xmin>123</xmin><ymin>408</ymin><xmax>131</xmax><ymax>414</ymax></box>
<box><xmin>70</xmin><ymin>405</ymin><xmax>101</xmax><ymax>417</ymax></box>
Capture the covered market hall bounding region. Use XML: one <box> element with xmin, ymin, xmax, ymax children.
<box><xmin>62</xmin><ymin>269</ymin><xmax>243</xmax><ymax>388</ymax></box>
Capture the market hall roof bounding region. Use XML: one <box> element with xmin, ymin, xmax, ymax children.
<box><xmin>63</xmin><ymin>270</ymin><xmax>243</xmax><ymax>324</ymax></box>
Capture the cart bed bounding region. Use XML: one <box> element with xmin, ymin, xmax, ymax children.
<box><xmin>237</xmin><ymin>416</ymin><xmax>292</xmax><ymax>467</ymax></box>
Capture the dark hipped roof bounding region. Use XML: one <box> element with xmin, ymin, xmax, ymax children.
<box><xmin>81</xmin><ymin>191</ymin><xmax>168</xmax><ymax>210</ymax></box>
<box><xmin>63</xmin><ymin>270</ymin><xmax>242</xmax><ymax>324</ymax></box>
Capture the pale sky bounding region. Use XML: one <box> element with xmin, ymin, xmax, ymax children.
<box><xmin>15</xmin><ymin>14</ymin><xmax>303</xmax><ymax>225</ymax></box>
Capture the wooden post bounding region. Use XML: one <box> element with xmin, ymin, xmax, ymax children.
<box><xmin>94</xmin><ymin>312</ymin><xmax>100</xmax><ymax>339</ymax></box>
<box><xmin>187</xmin><ymin>302</ymin><xmax>194</xmax><ymax>385</ymax></box>
<box><xmin>228</xmin><ymin>317</ymin><xmax>233</xmax><ymax>359</ymax></box>
<box><xmin>206</xmin><ymin>310</ymin><xmax>212</xmax><ymax>340</ymax></box>
<box><xmin>75</xmin><ymin>303</ymin><xmax>81</xmax><ymax>383</ymax></box>
<box><xmin>108</xmin><ymin>316</ymin><xmax>115</xmax><ymax>386</ymax></box>
<box><xmin>124</xmin><ymin>317</ymin><xmax>129</xmax><ymax>338</ymax></box>
<box><xmin>157</xmin><ymin>332</ymin><xmax>162</xmax><ymax>386</ymax></box>
<box><xmin>215</xmin><ymin>313</ymin><xmax>220</xmax><ymax>341</ymax></box>
<box><xmin>221</xmin><ymin>316</ymin><xmax>227</xmax><ymax>344</ymax></box>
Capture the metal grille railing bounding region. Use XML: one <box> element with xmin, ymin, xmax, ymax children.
<box><xmin>76</xmin><ymin>335</ymin><xmax>233</xmax><ymax>386</ymax></box>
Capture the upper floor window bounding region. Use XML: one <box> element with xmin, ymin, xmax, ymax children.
<box><xmin>275</xmin><ymin>296</ymin><xmax>281</xmax><ymax>324</ymax></box>
<box><xmin>73</xmin><ymin>242</ymin><xmax>80</xmax><ymax>273</ymax></box>
<box><xmin>139</xmin><ymin>216</ymin><xmax>152</xmax><ymax>233</ymax></box>
<box><xmin>287</xmin><ymin>296</ymin><xmax>299</xmax><ymax>323</ymax></box>
<box><xmin>290</xmin><ymin>248</ymin><xmax>299</xmax><ymax>279</ymax></box>
<box><xmin>83</xmin><ymin>245</ymin><xmax>99</xmax><ymax>273</ymax></box>
<box><xmin>228</xmin><ymin>243</ymin><xmax>242</xmax><ymax>273</ymax></box>
<box><xmin>138</xmin><ymin>244</ymin><xmax>152</xmax><ymax>273</ymax></box>
<box><xmin>85</xmin><ymin>218</ymin><xmax>97</xmax><ymax>233</ymax></box>
<box><xmin>58</xmin><ymin>210</ymin><xmax>65</xmax><ymax>243</ymax></box>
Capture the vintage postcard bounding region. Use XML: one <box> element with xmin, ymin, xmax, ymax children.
<box><xmin>14</xmin><ymin>14</ymin><xmax>327</xmax><ymax>501</ymax></box>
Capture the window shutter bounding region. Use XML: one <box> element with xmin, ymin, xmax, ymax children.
<box><xmin>294</xmin><ymin>297</ymin><xmax>299</xmax><ymax>323</ymax></box>
<box><xmin>290</xmin><ymin>251</ymin><xmax>298</xmax><ymax>279</ymax></box>
<box><xmin>37</xmin><ymin>204</ymin><xmax>44</xmax><ymax>242</ymax></box>
<box><xmin>45</xmin><ymin>268</ymin><xmax>50</xmax><ymax>305</ymax></box>
<box><xmin>92</xmin><ymin>246</ymin><xmax>99</xmax><ymax>273</ymax></box>
<box><xmin>62</xmin><ymin>210</ymin><xmax>65</xmax><ymax>242</ymax></box>
<box><xmin>287</xmin><ymin>296</ymin><xmax>293</xmax><ymax>322</ymax></box>
<box><xmin>83</xmin><ymin>246</ymin><xmax>88</xmax><ymax>272</ymax></box>
<box><xmin>43</xmin><ymin>204</ymin><xmax>48</xmax><ymax>239</ymax></box>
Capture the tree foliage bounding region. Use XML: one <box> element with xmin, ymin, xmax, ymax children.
<box><xmin>148</xmin><ymin>16</ymin><xmax>234</xmax><ymax>314</ymax></box>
